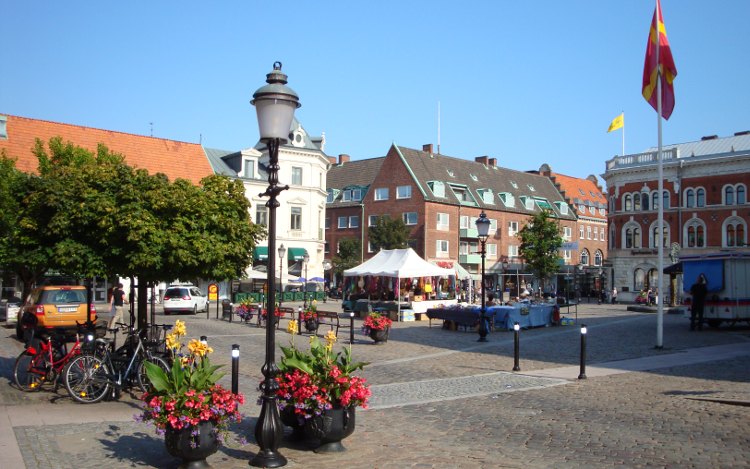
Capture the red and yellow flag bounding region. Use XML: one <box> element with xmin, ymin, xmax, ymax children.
<box><xmin>642</xmin><ymin>0</ymin><xmax>677</xmax><ymax>120</ymax></box>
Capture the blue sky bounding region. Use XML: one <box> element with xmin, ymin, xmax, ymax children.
<box><xmin>2</xmin><ymin>1</ymin><xmax>748</xmax><ymax>181</ymax></box>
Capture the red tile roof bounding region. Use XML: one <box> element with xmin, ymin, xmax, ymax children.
<box><xmin>548</xmin><ymin>172</ymin><xmax>607</xmax><ymax>221</ymax></box>
<box><xmin>0</xmin><ymin>114</ymin><xmax>213</xmax><ymax>185</ymax></box>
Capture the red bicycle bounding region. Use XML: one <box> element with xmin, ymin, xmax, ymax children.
<box><xmin>13</xmin><ymin>328</ymin><xmax>95</xmax><ymax>392</ymax></box>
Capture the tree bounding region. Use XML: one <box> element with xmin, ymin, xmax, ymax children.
<box><xmin>517</xmin><ymin>209</ymin><xmax>563</xmax><ymax>291</ymax></box>
<box><xmin>331</xmin><ymin>238</ymin><xmax>361</xmax><ymax>281</ymax></box>
<box><xmin>1</xmin><ymin>137</ymin><xmax>266</xmax><ymax>329</ymax></box>
<box><xmin>368</xmin><ymin>215</ymin><xmax>409</xmax><ymax>251</ymax></box>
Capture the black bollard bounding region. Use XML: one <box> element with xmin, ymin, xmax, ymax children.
<box><xmin>349</xmin><ymin>312</ymin><xmax>355</xmax><ymax>344</ymax></box>
<box><xmin>231</xmin><ymin>344</ymin><xmax>239</xmax><ymax>394</ymax></box>
<box><xmin>200</xmin><ymin>335</ymin><xmax>208</xmax><ymax>345</ymax></box>
<box><xmin>578</xmin><ymin>324</ymin><xmax>587</xmax><ymax>379</ymax></box>
<box><xmin>513</xmin><ymin>322</ymin><xmax>521</xmax><ymax>371</ymax></box>
<box><xmin>297</xmin><ymin>307</ymin><xmax>303</xmax><ymax>335</ymax></box>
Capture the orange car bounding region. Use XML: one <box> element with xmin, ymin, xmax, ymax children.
<box><xmin>16</xmin><ymin>285</ymin><xmax>97</xmax><ymax>339</ymax></box>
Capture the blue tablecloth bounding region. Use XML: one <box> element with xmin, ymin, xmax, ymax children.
<box><xmin>489</xmin><ymin>304</ymin><xmax>553</xmax><ymax>330</ymax></box>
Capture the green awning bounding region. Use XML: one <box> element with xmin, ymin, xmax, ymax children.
<box><xmin>287</xmin><ymin>248</ymin><xmax>308</xmax><ymax>261</ymax></box>
<box><xmin>254</xmin><ymin>246</ymin><xmax>268</xmax><ymax>261</ymax></box>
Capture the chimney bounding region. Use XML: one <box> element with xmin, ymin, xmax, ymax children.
<box><xmin>328</xmin><ymin>156</ymin><xmax>337</xmax><ymax>164</ymax></box>
<box><xmin>475</xmin><ymin>156</ymin><xmax>489</xmax><ymax>165</ymax></box>
<box><xmin>338</xmin><ymin>154</ymin><xmax>350</xmax><ymax>164</ymax></box>
<box><xmin>488</xmin><ymin>158</ymin><xmax>497</xmax><ymax>167</ymax></box>
<box><xmin>422</xmin><ymin>143</ymin><xmax>434</xmax><ymax>154</ymax></box>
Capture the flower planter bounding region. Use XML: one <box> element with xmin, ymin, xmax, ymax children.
<box><xmin>165</xmin><ymin>420</ymin><xmax>218</xmax><ymax>469</ymax></box>
<box><xmin>304</xmin><ymin>318</ymin><xmax>319</xmax><ymax>333</ymax></box>
<box><xmin>368</xmin><ymin>327</ymin><xmax>389</xmax><ymax>344</ymax></box>
<box><xmin>304</xmin><ymin>405</ymin><xmax>356</xmax><ymax>453</ymax></box>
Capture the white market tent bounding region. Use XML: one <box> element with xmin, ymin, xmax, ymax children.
<box><xmin>344</xmin><ymin>248</ymin><xmax>454</xmax><ymax>278</ymax></box>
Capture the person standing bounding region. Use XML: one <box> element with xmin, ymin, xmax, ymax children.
<box><xmin>108</xmin><ymin>283</ymin><xmax>128</xmax><ymax>330</ymax></box>
<box><xmin>611</xmin><ymin>287</ymin><xmax>618</xmax><ymax>304</ymax></box>
<box><xmin>689</xmin><ymin>274</ymin><xmax>708</xmax><ymax>331</ymax></box>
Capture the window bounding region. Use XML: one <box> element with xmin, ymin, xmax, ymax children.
<box><xmin>487</xmin><ymin>244</ymin><xmax>497</xmax><ymax>258</ymax></box>
<box><xmin>650</xmin><ymin>224</ymin><xmax>669</xmax><ymax>248</ymax></box>
<box><xmin>696</xmin><ymin>188</ymin><xmax>705</xmax><ymax>207</ymax></box>
<box><xmin>369</xmin><ymin>215</ymin><xmax>378</xmax><ymax>226</ymax></box>
<box><xmin>338</xmin><ymin>216</ymin><xmax>347</xmax><ymax>229</ymax></box>
<box><xmin>290</xmin><ymin>207</ymin><xmax>302</xmax><ymax>230</ymax></box>
<box><xmin>499</xmin><ymin>192</ymin><xmax>515</xmax><ymax>208</ymax></box>
<box><xmin>396</xmin><ymin>185</ymin><xmax>412</xmax><ymax>199</ymax></box>
<box><xmin>324</xmin><ymin>242</ymin><xmax>329</xmax><ymax>254</ymax></box>
<box><xmin>291</xmin><ymin>167</ymin><xmax>302</xmax><ymax>185</ymax></box>
<box><xmin>634</xmin><ymin>268</ymin><xmax>645</xmax><ymax>291</ymax></box>
<box><xmin>724</xmin><ymin>217</ymin><xmax>747</xmax><ymax>247</ymax></box>
<box><xmin>563</xmin><ymin>249</ymin><xmax>571</xmax><ymax>260</ymax></box>
<box><xmin>374</xmin><ymin>188</ymin><xmax>389</xmax><ymax>201</ymax></box>
<box><xmin>685</xmin><ymin>189</ymin><xmax>695</xmax><ymax>208</ymax></box>
<box><xmin>642</xmin><ymin>193</ymin><xmax>650</xmax><ymax>210</ymax></box>
<box><xmin>479</xmin><ymin>189</ymin><xmax>494</xmax><ymax>204</ymax></box>
<box><xmin>508</xmin><ymin>221</ymin><xmax>519</xmax><ymax>236</ymax></box>
<box><xmin>662</xmin><ymin>190</ymin><xmax>670</xmax><ymax>209</ymax></box>
<box><xmin>460</xmin><ymin>216</ymin><xmax>470</xmax><ymax>229</ymax></box>
<box><xmin>436</xmin><ymin>240</ymin><xmax>449</xmax><ymax>257</ymax></box>
<box><xmin>599</xmin><ymin>208</ymin><xmax>606</xmax><ymax>216</ymax></box>
<box><xmin>586</xmin><ymin>226</ymin><xmax>592</xmax><ymax>239</ymax></box>
<box><xmin>326</xmin><ymin>190</ymin><xmax>335</xmax><ymax>203</ymax></box>
<box><xmin>624</xmin><ymin>223</ymin><xmax>641</xmax><ymax>249</ymax></box>
<box><xmin>579</xmin><ymin>226</ymin><xmax>584</xmax><ymax>239</ymax></box>
<box><xmin>368</xmin><ymin>241</ymin><xmax>374</xmax><ymax>253</ymax></box>
<box><xmin>593</xmin><ymin>227</ymin><xmax>598</xmax><ymax>240</ymax></box>
<box><xmin>428</xmin><ymin>181</ymin><xmax>445</xmax><ymax>197</ymax></box>
<box><xmin>449</xmin><ymin>184</ymin><xmax>476</xmax><ymax>205</ymax></box>
<box><xmin>352</xmin><ymin>188</ymin><xmax>362</xmax><ymax>201</ymax></box>
<box><xmin>437</xmin><ymin>213</ymin><xmax>449</xmax><ymax>230</ymax></box>
<box><xmin>243</xmin><ymin>159</ymin><xmax>255</xmax><ymax>178</ymax></box>
<box><xmin>508</xmin><ymin>245</ymin><xmax>519</xmax><ymax>257</ymax></box>
<box><xmin>555</xmin><ymin>201</ymin><xmax>569</xmax><ymax>215</ymax></box>
<box><xmin>534</xmin><ymin>197</ymin><xmax>553</xmax><ymax>211</ymax></box>
<box><xmin>563</xmin><ymin>227</ymin><xmax>572</xmax><ymax>240</ymax></box>
<box><xmin>342</xmin><ymin>190</ymin><xmax>352</xmax><ymax>202</ymax></box>
<box><xmin>459</xmin><ymin>241</ymin><xmax>470</xmax><ymax>255</ymax></box>
<box><xmin>725</xmin><ymin>184</ymin><xmax>746</xmax><ymax>205</ymax></box>
<box><xmin>652</xmin><ymin>191</ymin><xmax>659</xmax><ymax>209</ymax></box>
<box><xmin>255</xmin><ymin>206</ymin><xmax>267</xmax><ymax>226</ymax></box>
<box><xmin>738</xmin><ymin>185</ymin><xmax>747</xmax><ymax>204</ymax></box>
<box><xmin>489</xmin><ymin>218</ymin><xmax>498</xmax><ymax>233</ymax></box>
<box><xmin>594</xmin><ymin>250</ymin><xmax>603</xmax><ymax>266</ymax></box>
<box><xmin>349</xmin><ymin>216</ymin><xmax>359</xmax><ymax>228</ymax></box>
<box><xmin>580</xmin><ymin>249</ymin><xmax>590</xmax><ymax>265</ymax></box>
<box><xmin>324</xmin><ymin>217</ymin><xmax>330</xmax><ymax>230</ymax></box>
<box><xmin>633</xmin><ymin>193</ymin><xmax>641</xmax><ymax>211</ymax></box>
<box><xmin>600</xmin><ymin>228</ymin><xmax>606</xmax><ymax>242</ymax></box>
<box><xmin>403</xmin><ymin>212</ymin><xmax>417</xmax><ymax>225</ymax></box>
<box><xmin>624</xmin><ymin>194</ymin><xmax>632</xmax><ymax>211</ymax></box>
<box><xmin>685</xmin><ymin>221</ymin><xmax>705</xmax><ymax>248</ymax></box>
<box><xmin>725</xmin><ymin>185</ymin><xmax>735</xmax><ymax>205</ymax></box>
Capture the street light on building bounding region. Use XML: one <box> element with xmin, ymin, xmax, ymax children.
<box><xmin>250</xmin><ymin>61</ymin><xmax>300</xmax><ymax>468</ymax></box>
<box><xmin>303</xmin><ymin>252</ymin><xmax>310</xmax><ymax>308</ymax></box>
<box><xmin>277</xmin><ymin>243</ymin><xmax>286</xmax><ymax>308</ymax></box>
<box><xmin>475</xmin><ymin>212</ymin><xmax>491</xmax><ymax>342</ymax></box>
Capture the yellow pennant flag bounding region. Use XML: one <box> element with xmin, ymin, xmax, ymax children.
<box><xmin>607</xmin><ymin>113</ymin><xmax>624</xmax><ymax>132</ymax></box>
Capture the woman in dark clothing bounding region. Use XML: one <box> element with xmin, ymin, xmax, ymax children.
<box><xmin>689</xmin><ymin>274</ymin><xmax>708</xmax><ymax>331</ymax></box>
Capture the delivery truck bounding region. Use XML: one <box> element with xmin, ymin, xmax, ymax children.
<box><xmin>681</xmin><ymin>252</ymin><xmax>750</xmax><ymax>328</ymax></box>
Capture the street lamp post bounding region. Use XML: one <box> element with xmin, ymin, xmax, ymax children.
<box><xmin>475</xmin><ymin>212</ymin><xmax>491</xmax><ymax>342</ymax></box>
<box><xmin>502</xmin><ymin>257</ymin><xmax>509</xmax><ymax>303</ymax></box>
<box><xmin>303</xmin><ymin>252</ymin><xmax>310</xmax><ymax>308</ymax></box>
<box><xmin>250</xmin><ymin>61</ymin><xmax>300</xmax><ymax>468</ymax></box>
<box><xmin>278</xmin><ymin>243</ymin><xmax>286</xmax><ymax>309</ymax></box>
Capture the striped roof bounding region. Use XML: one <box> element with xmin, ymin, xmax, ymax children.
<box><xmin>0</xmin><ymin>114</ymin><xmax>214</xmax><ymax>184</ymax></box>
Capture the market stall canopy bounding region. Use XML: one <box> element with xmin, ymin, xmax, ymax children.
<box><xmin>429</xmin><ymin>260</ymin><xmax>473</xmax><ymax>280</ymax></box>
<box><xmin>344</xmin><ymin>248</ymin><xmax>454</xmax><ymax>278</ymax></box>
<box><xmin>244</xmin><ymin>268</ymin><xmax>268</xmax><ymax>280</ymax></box>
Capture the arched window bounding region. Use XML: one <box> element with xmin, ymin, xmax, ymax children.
<box><xmin>723</xmin><ymin>217</ymin><xmax>747</xmax><ymax>247</ymax></box>
<box><xmin>684</xmin><ymin>219</ymin><xmax>706</xmax><ymax>248</ymax></box>
<box><xmin>652</xmin><ymin>191</ymin><xmax>659</xmax><ymax>209</ymax></box>
<box><xmin>634</xmin><ymin>268</ymin><xmax>645</xmax><ymax>291</ymax></box>
<box><xmin>610</xmin><ymin>224</ymin><xmax>616</xmax><ymax>249</ymax></box>
<box><xmin>624</xmin><ymin>224</ymin><xmax>641</xmax><ymax>249</ymax></box>
<box><xmin>624</xmin><ymin>194</ymin><xmax>632</xmax><ymax>211</ymax></box>
<box><xmin>633</xmin><ymin>193</ymin><xmax>641</xmax><ymax>211</ymax></box>
<box><xmin>650</xmin><ymin>223</ymin><xmax>669</xmax><ymax>248</ymax></box>
<box><xmin>642</xmin><ymin>193</ymin><xmax>650</xmax><ymax>210</ymax></box>
<box><xmin>696</xmin><ymin>188</ymin><xmax>705</xmax><ymax>207</ymax></box>
<box><xmin>594</xmin><ymin>250</ymin><xmax>603</xmax><ymax>266</ymax></box>
<box><xmin>685</xmin><ymin>189</ymin><xmax>695</xmax><ymax>208</ymax></box>
<box><xmin>725</xmin><ymin>186</ymin><xmax>735</xmax><ymax>205</ymax></box>
<box><xmin>647</xmin><ymin>268</ymin><xmax>658</xmax><ymax>290</ymax></box>
<box><xmin>580</xmin><ymin>249</ymin><xmax>590</xmax><ymax>265</ymax></box>
<box><xmin>738</xmin><ymin>185</ymin><xmax>746</xmax><ymax>204</ymax></box>
<box><xmin>662</xmin><ymin>190</ymin><xmax>670</xmax><ymax>209</ymax></box>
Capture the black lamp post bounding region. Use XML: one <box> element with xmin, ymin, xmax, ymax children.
<box><xmin>277</xmin><ymin>243</ymin><xmax>286</xmax><ymax>308</ymax></box>
<box><xmin>250</xmin><ymin>61</ymin><xmax>300</xmax><ymax>468</ymax></box>
<box><xmin>303</xmin><ymin>252</ymin><xmax>310</xmax><ymax>308</ymax></box>
<box><xmin>475</xmin><ymin>212</ymin><xmax>491</xmax><ymax>342</ymax></box>
<box><xmin>502</xmin><ymin>258</ymin><xmax>509</xmax><ymax>303</ymax></box>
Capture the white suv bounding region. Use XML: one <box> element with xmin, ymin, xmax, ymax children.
<box><xmin>162</xmin><ymin>285</ymin><xmax>208</xmax><ymax>315</ymax></box>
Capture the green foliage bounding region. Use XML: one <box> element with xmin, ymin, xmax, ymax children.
<box><xmin>332</xmin><ymin>237</ymin><xmax>361</xmax><ymax>276</ymax></box>
<box><xmin>517</xmin><ymin>209</ymin><xmax>564</xmax><ymax>284</ymax></box>
<box><xmin>368</xmin><ymin>215</ymin><xmax>409</xmax><ymax>250</ymax></box>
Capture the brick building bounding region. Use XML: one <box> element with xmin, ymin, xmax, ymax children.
<box><xmin>602</xmin><ymin>131</ymin><xmax>750</xmax><ymax>303</ymax></box>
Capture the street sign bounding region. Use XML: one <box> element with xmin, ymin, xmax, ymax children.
<box><xmin>208</xmin><ymin>283</ymin><xmax>219</xmax><ymax>301</ymax></box>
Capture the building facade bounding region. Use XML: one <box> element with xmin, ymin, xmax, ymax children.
<box><xmin>602</xmin><ymin>132</ymin><xmax>750</xmax><ymax>304</ymax></box>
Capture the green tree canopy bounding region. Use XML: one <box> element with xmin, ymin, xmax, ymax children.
<box><xmin>517</xmin><ymin>209</ymin><xmax>563</xmax><ymax>288</ymax></box>
<box><xmin>368</xmin><ymin>215</ymin><xmax>409</xmax><ymax>251</ymax></box>
<box><xmin>332</xmin><ymin>238</ymin><xmax>361</xmax><ymax>278</ymax></box>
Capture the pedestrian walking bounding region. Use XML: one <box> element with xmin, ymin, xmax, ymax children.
<box><xmin>611</xmin><ymin>287</ymin><xmax>618</xmax><ymax>304</ymax></box>
<box><xmin>108</xmin><ymin>282</ymin><xmax>128</xmax><ymax>330</ymax></box>
<box><xmin>689</xmin><ymin>274</ymin><xmax>708</xmax><ymax>331</ymax></box>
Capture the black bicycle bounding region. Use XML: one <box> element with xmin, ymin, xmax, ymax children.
<box><xmin>62</xmin><ymin>324</ymin><xmax>170</xmax><ymax>404</ymax></box>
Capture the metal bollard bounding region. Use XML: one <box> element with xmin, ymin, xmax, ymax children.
<box><xmin>200</xmin><ymin>335</ymin><xmax>208</xmax><ymax>345</ymax></box>
<box><xmin>578</xmin><ymin>324</ymin><xmax>587</xmax><ymax>379</ymax></box>
<box><xmin>349</xmin><ymin>312</ymin><xmax>355</xmax><ymax>344</ymax></box>
<box><xmin>297</xmin><ymin>307</ymin><xmax>303</xmax><ymax>335</ymax></box>
<box><xmin>513</xmin><ymin>322</ymin><xmax>521</xmax><ymax>371</ymax></box>
<box><xmin>231</xmin><ymin>344</ymin><xmax>239</xmax><ymax>394</ymax></box>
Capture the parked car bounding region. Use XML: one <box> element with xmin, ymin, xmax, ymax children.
<box><xmin>162</xmin><ymin>285</ymin><xmax>208</xmax><ymax>315</ymax></box>
<box><xmin>1</xmin><ymin>296</ymin><xmax>22</xmax><ymax>327</ymax></box>
<box><xmin>16</xmin><ymin>286</ymin><xmax>96</xmax><ymax>340</ymax></box>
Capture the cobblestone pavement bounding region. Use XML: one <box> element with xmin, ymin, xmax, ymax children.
<box><xmin>1</xmin><ymin>302</ymin><xmax>749</xmax><ymax>468</ymax></box>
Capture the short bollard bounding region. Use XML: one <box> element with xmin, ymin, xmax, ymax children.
<box><xmin>297</xmin><ymin>307</ymin><xmax>303</xmax><ymax>335</ymax></box>
<box><xmin>200</xmin><ymin>335</ymin><xmax>208</xmax><ymax>345</ymax></box>
<box><xmin>349</xmin><ymin>312</ymin><xmax>355</xmax><ymax>344</ymax></box>
<box><xmin>578</xmin><ymin>324</ymin><xmax>587</xmax><ymax>379</ymax></box>
<box><xmin>231</xmin><ymin>344</ymin><xmax>239</xmax><ymax>394</ymax></box>
<box><xmin>513</xmin><ymin>322</ymin><xmax>521</xmax><ymax>371</ymax></box>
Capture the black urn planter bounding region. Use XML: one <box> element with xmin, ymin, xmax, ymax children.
<box><xmin>368</xmin><ymin>327</ymin><xmax>389</xmax><ymax>344</ymax></box>
<box><xmin>304</xmin><ymin>318</ymin><xmax>319</xmax><ymax>334</ymax></box>
<box><xmin>164</xmin><ymin>421</ymin><xmax>218</xmax><ymax>469</ymax></box>
<box><xmin>280</xmin><ymin>405</ymin><xmax>306</xmax><ymax>441</ymax></box>
<box><xmin>304</xmin><ymin>405</ymin><xmax>356</xmax><ymax>453</ymax></box>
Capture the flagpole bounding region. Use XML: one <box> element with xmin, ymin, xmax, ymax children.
<box><xmin>655</xmin><ymin>0</ymin><xmax>665</xmax><ymax>349</ymax></box>
<box><xmin>622</xmin><ymin>111</ymin><xmax>625</xmax><ymax>156</ymax></box>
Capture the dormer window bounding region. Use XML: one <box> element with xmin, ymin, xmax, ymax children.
<box><xmin>499</xmin><ymin>192</ymin><xmax>515</xmax><ymax>208</ymax></box>
<box><xmin>478</xmin><ymin>189</ymin><xmax>494</xmax><ymax>204</ymax></box>
<box><xmin>428</xmin><ymin>181</ymin><xmax>446</xmax><ymax>198</ymax></box>
<box><xmin>555</xmin><ymin>201</ymin><xmax>569</xmax><ymax>215</ymax></box>
<box><xmin>352</xmin><ymin>188</ymin><xmax>362</xmax><ymax>201</ymax></box>
<box><xmin>242</xmin><ymin>158</ymin><xmax>255</xmax><ymax>179</ymax></box>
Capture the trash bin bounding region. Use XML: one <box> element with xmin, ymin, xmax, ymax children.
<box><xmin>222</xmin><ymin>299</ymin><xmax>233</xmax><ymax>320</ymax></box>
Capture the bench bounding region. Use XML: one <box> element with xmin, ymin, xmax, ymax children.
<box><xmin>315</xmin><ymin>311</ymin><xmax>340</xmax><ymax>336</ymax></box>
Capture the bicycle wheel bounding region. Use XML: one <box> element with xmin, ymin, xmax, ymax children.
<box><xmin>136</xmin><ymin>355</ymin><xmax>170</xmax><ymax>393</ymax></box>
<box><xmin>63</xmin><ymin>354</ymin><xmax>111</xmax><ymax>404</ymax></box>
<box><xmin>14</xmin><ymin>351</ymin><xmax>47</xmax><ymax>392</ymax></box>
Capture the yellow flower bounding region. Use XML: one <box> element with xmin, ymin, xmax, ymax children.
<box><xmin>165</xmin><ymin>332</ymin><xmax>181</xmax><ymax>350</ymax></box>
<box><xmin>180</xmin><ymin>356</ymin><xmax>191</xmax><ymax>367</ymax></box>
<box><xmin>187</xmin><ymin>338</ymin><xmax>212</xmax><ymax>357</ymax></box>
<box><xmin>287</xmin><ymin>319</ymin><xmax>299</xmax><ymax>335</ymax></box>
<box><xmin>324</xmin><ymin>330</ymin><xmax>337</xmax><ymax>351</ymax></box>
<box><xmin>173</xmin><ymin>320</ymin><xmax>186</xmax><ymax>337</ymax></box>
